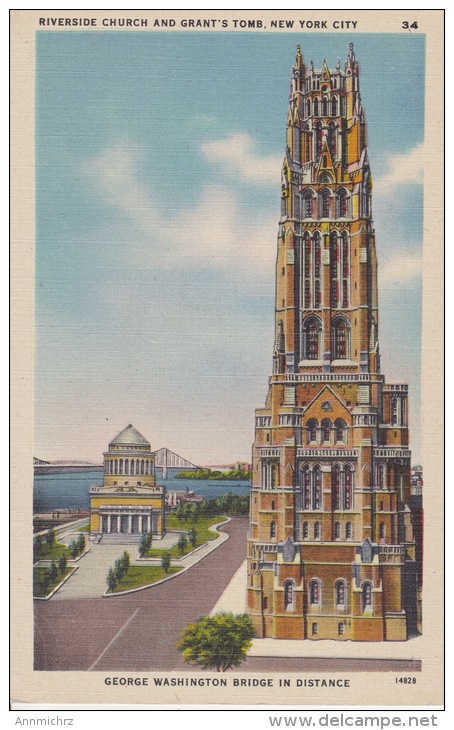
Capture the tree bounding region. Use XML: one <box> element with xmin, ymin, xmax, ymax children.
<box><xmin>107</xmin><ymin>567</ymin><xmax>117</xmax><ymax>592</ymax></box>
<box><xmin>177</xmin><ymin>534</ymin><xmax>188</xmax><ymax>555</ymax></box>
<box><xmin>45</xmin><ymin>527</ymin><xmax>56</xmax><ymax>549</ymax></box>
<box><xmin>77</xmin><ymin>533</ymin><xmax>85</xmax><ymax>553</ymax></box>
<box><xmin>58</xmin><ymin>554</ymin><xmax>67</xmax><ymax>574</ymax></box>
<box><xmin>139</xmin><ymin>531</ymin><xmax>152</xmax><ymax>556</ymax></box>
<box><xmin>33</xmin><ymin>535</ymin><xmax>42</xmax><ymax>562</ymax></box>
<box><xmin>161</xmin><ymin>551</ymin><xmax>171</xmax><ymax>574</ymax></box>
<box><xmin>188</xmin><ymin>526</ymin><xmax>198</xmax><ymax>548</ymax></box>
<box><xmin>69</xmin><ymin>540</ymin><xmax>79</xmax><ymax>559</ymax></box>
<box><xmin>176</xmin><ymin>504</ymin><xmax>185</xmax><ymax>523</ymax></box>
<box><xmin>49</xmin><ymin>561</ymin><xmax>58</xmax><ymax>583</ymax></box>
<box><xmin>178</xmin><ymin>613</ymin><xmax>256</xmax><ymax>672</ymax></box>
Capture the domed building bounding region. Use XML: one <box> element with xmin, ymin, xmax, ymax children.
<box><xmin>89</xmin><ymin>425</ymin><xmax>166</xmax><ymax>541</ymax></box>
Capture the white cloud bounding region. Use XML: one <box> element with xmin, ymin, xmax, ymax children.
<box><xmin>80</xmin><ymin>139</ymin><xmax>278</xmax><ymax>286</ymax></box>
<box><xmin>201</xmin><ymin>132</ymin><xmax>282</xmax><ymax>185</ymax></box>
<box><xmin>374</xmin><ymin>144</ymin><xmax>424</xmax><ymax>195</ymax></box>
<box><xmin>378</xmin><ymin>249</ymin><xmax>422</xmax><ymax>289</ymax></box>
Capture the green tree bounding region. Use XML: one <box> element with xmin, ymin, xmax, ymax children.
<box><xmin>161</xmin><ymin>551</ymin><xmax>171</xmax><ymax>574</ymax></box>
<box><xmin>49</xmin><ymin>561</ymin><xmax>58</xmax><ymax>583</ymax></box>
<box><xmin>177</xmin><ymin>534</ymin><xmax>188</xmax><ymax>555</ymax></box>
<box><xmin>107</xmin><ymin>567</ymin><xmax>117</xmax><ymax>592</ymax></box>
<box><xmin>176</xmin><ymin>504</ymin><xmax>185</xmax><ymax>523</ymax></box>
<box><xmin>69</xmin><ymin>540</ymin><xmax>79</xmax><ymax>559</ymax></box>
<box><xmin>178</xmin><ymin>613</ymin><xmax>256</xmax><ymax>672</ymax></box>
<box><xmin>77</xmin><ymin>533</ymin><xmax>85</xmax><ymax>553</ymax></box>
<box><xmin>41</xmin><ymin>568</ymin><xmax>51</xmax><ymax>594</ymax></box>
<box><xmin>139</xmin><ymin>531</ymin><xmax>152</xmax><ymax>556</ymax></box>
<box><xmin>33</xmin><ymin>535</ymin><xmax>42</xmax><ymax>562</ymax></box>
<box><xmin>188</xmin><ymin>526</ymin><xmax>198</xmax><ymax>548</ymax></box>
<box><xmin>58</xmin><ymin>554</ymin><xmax>67</xmax><ymax>574</ymax></box>
<box><xmin>45</xmin><ymin>527</ymin><xmax>56</xmax><ymax>548</ymax></box>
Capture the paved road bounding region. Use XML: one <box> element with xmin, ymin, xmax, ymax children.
<box><xmin>34</xmin><ymin>518</ymin><xmax>249</xmax><ymax>671</ymax></box>
<box><xmin>34</xmin><ymin>517</ymin><xmax>421</xmax><ymax>673</ymax></box>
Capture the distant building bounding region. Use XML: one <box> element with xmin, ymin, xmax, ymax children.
<box><xmin>89</xmin><ymin>424</ymin><xmax>166</xmax><ymax>540</ymax></box>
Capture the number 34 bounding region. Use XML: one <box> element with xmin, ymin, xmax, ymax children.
<box><xmin>402</xmin><ymin>21</ymin><xmax>419</xmax><ymax>29</ymax></box>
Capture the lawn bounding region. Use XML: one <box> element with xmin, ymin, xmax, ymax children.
<box><xmin>108</xmin><ymin>565</ymin><xmax>182</xmax><ymax>593</ymax></box>
<box><xmin>34</xmin><ymin>541</ymin><xmax>73</xmax><ymax>562</ymax></box>
<box><xmin>33</xmin><ymin>566</ymin><xmax>74</xmax><ymax>598</ymax></box>
<box><xmin>144</xmin><ymin>514</ymin><xmax>227</xmax><ymax>558</ymax></box>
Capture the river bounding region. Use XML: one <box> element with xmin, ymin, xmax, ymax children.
<box><xmin>33</xmin><ymin>468</ymin><xmax>251</xmax><ymax>512</ymax></box>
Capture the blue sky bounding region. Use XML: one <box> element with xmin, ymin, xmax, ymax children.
<box><xmin>35</xmin><ymin>31</ymin><xmax>425</xmax><ymax>464</ymax></box>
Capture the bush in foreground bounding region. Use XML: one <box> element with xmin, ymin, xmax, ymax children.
<box><xmin>178</xmin><ymin>613</ymin><xmax>255</xmax><ymax>672</ymax></box>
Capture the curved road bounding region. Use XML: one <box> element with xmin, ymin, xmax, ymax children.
<box><xmin>34</xmin><ymin>517</ymin><xmax>420</xmax><ymax>673</ymax></box>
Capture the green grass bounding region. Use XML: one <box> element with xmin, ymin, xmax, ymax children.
<box><xmin>78</xmin><ymin>523</ymin><xmax>90</xmax><ymax>532</ymax></box>
<box><xmin>33</xmin><ymin>566</ymin><xmax>74</xmax><ymax>597</ymax></box>
<box><xmin>34</xmin><ymin>541</ymin><xmax>73</xmax><ymax>561</ymax></box>
<box><xmin>144</xmin><ymin>514</ymin><xmax>227</xmax><ymax>557</ymax></box>
<box><xmin>108</xmin><ymin>565</ymin><xmax>182</xmax><ymax>593</ymax></box>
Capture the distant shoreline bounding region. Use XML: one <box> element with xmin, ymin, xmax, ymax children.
<box><xmin>34</xmin><ymin>465</ymin><xmax>103</xmax><ymax>475</ymax></box>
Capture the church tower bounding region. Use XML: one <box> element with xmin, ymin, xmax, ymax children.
<box><xmin>247</xmin><ymin>44</ymin><xmax>418</xmax><ymax>641</ymax></box>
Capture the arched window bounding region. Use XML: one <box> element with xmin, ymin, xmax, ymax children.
<box><xmin>309</xmin><ymin>579</ymin><xmax>321</xmax><ymax>605</ymax></box>
<box><xmin>362</xmin><ymin>582</ymin><xmax>373</xmax><ymax>612</ymax></box>
<box><xmin>306</xmin><ymin>99</ymin><xmax>311</xmax><ymax>117</ymax></box>
<box><xmin>303</xmin><ymin>190</ymin><xmax>314</xmax><ymax>218</ymax></box>
<box><xmin>302</xmin><ymin>317</ymin><xmax>321</xmax><ymax>360</ymax></box>
<box><xmin>334</xmin><ymin>418</ymin><xmax>347</xmax><ymax>443</ymax></box>
<box><xmin>284</xmin><ymin>580</ymin><xmax>294</xmax><ymax>611</ymax></box>
<box><xmin>313</xmin><ymin>232</ymin><xmax>322</xmax><ymax>308</ymax></box>
<box><xmin>379</xmin><ymin>522</ymin><xmax>386</xmax><ymax>540</ymax></box>
<box><xmin>332</xmin><ymin>465</ymin><xmax>341</xmax><ymax>510</ymax></box>
<box><xmin>334</xmin><ymin>521</ymin><xmax>341</xmax><ymax>539</ymax></box>
<box><xmin>330</xmin><ymin>231</ymin><xmax>339</xmax><ymax>307</ymax></box>
<box><xmin>346</xmin><ymin>521</ymin><xmax>353</xmax><ymax>539</ymax></box>
<box><xmin>327</xmin><ymin>122</ymin><xmax>336</xmax><ymax>158</ymax></box>
<box><xmin>313</xmin><ymin>98</ymin><xmax>319</xmax><ymax>116</ymax></box>
<box><xmin>321</xmin><ymin>419</ymin><xmax>331</xmax><ymax>443</ymax></box>
<box><xmin>320</xmin><ymin>189</ymin><xmax>331</xmax><ymax>218</ymax></box>
<box><xmin>313</xmin><ymin>466</ymin><xmax>322</xmax><ymax>509</ymax></box>
<box><xmin>341</xmin><ymin>231</ymin><xmax>349</xmax><ymax>307</ymax></box>
<box><xmin>302</xmin><ymin>465</ymin><xmax>311</xmax><ymax>509</ymax></box>
<box><xmin>314</xmin><ymin>521</ymin><xmax>321</xmax><ymax>539</ymax></box>
<box><xmin>376</xmin><ymin>463</ymin><xmax>384</xmax><ymax>489</ymax></box>
<box><xmin>335</xmin><ymin>579</ymin><xmax>347</xmax><ymax>607</ymax></box>
<box><xmin>303</xmin><ymin>521</ymin><xmax>309</xmax><ymax>539</ymax></box>
<box><xmin>270</xmin><ymin>521</ymin><xmax>277</xmax><ymax>539</ymax></box>
<box><xmin>331</xmin><ymin>96</ymin><xmax>338</xmax><ymax>116</ymax></box>
<box><xmin>337</xmin><ymin>189</ymin><xmax>349</xmax><ymax>218</ymax></box>
<box><xmin>315</xmin><ymin>122</ymin><xmax>323</xmax><ymax>156</ymax></box>
<box><xmin>333</xmin><ymin>318</ymin><xmax>350</xmax><ymax>359</ymax></box>
<box><xmin>321</xmin><ymin>96</ymin><xmax>328</xmax><ymax>116</ymax></box>
<box><xmin>344</xmin><ymin>465</ymin><xmax>353</xmax><ymax>509</ymax></box>
<box><xmin>307</xmin><ymin>419</ymin><xmax>318</xmax><ymax>444</ymax></box>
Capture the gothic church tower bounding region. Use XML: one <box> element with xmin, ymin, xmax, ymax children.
<box><xmin>247</xmin><ymin>45</ymin><xmax>418</xmax><ymax>641</ymax></box>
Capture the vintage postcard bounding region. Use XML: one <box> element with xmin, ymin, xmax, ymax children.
<box><xmin>10</xmin><ymin>9</ymin><xmax>444</xmax><ymax>710</ymax></box>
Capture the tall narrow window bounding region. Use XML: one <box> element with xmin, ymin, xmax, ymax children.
<box><xmin>303</xmin><ymin>465</ymin><xmax>311</xmax><ymax>509</ymax></box>
<box><xmin>362</xmin><ymin>582</ymin><xmax>372</xmax><ymax>612</ymax></box>
<box><xmin>309</xmin><ymin>579</ymin><xmax>321</xmax><ymax>605</ymax></box>
<box><xmin>321</xmin><ymin>96</ymin><xmax>328</xmax><ymax>116</ymax></box>
<box><xmin>314</xmin><ymin>521</ymin><xmax>321</xmax><ymax>539</ymax></box>
<box><xmin>303</xmin><ymin>192</ymin><xmax>314</xmax><ymax>218</ymax></box>
<box><xmin>307</xmin><ymin>419</ymin><xmax>319</xmax><ymax>444</ymax></box>
<box><xmin>334</xmin><ymin>521</ymin><xmax>341</xmax><ymax>539</ymax></box>
<box><xmin>315</xmin><ymin>122</ymin><xmax>323</xmax><ymax>156</ymax></box>
<box><xmin>336</xmin><ymin>580</ymin><xmax>346</xmax><ymax>606</ymax></box>
<box><xmin>331</xmin><ymin>96</ymin><xmax>338</xmax><ymax>116</ymax></box>
<box><xmin>346</xmin><ymin>521</ymin><xmax>353</xmax><ymax>539</ymax></box>
<box><xmin>270</xmin><ymin>521</ymin><xmax>276</xmax><ymax>539</ymax></box>
<box><xmin>320</xmin><ymin>189</ymin><xmax>331</xmax><ymax>218</ymax></box>
<box><xmin>314</xmin><ymin>98</ymin><xmax>319</xmax><ymax>116</ymax></box>
<box><xmin>334</xmin><ymin>418</ymin><xmax>347</xmax><ymax>443</ymax></box>
<box><xmin>338</xmin><ymin>189</ymin><xmax>349</xmax><ymax>217</ymax></box>
<box><xmin>344</xmin><ymin>465</ymin><xmax>353</xmax><ymax>509</ymax></box>
<box><xmin>306</xmin><ymin>99</ymin><xmax>311</xmax><ymax>117</ymax></box>
<box><xmin>303</xmin><ymin>317</ymin><xmax>321</xmax><ymax>360</ymax></box>
<box><xmin>321</xmin><ymin>419</ymin><xmax>332</xmax><ymax>443</ymax></box>
<box><xmin>303</xmin><ymin>521</ymin><xmax>309</xmax><ymax>539</ymax></box>
<box><xmin>313</xmin><ymin>466</ymin><xmax>322</xmax><ymax>510</ymax></box>
<box><xmin>284</xmin><ymin>580</ymin><xmax>294</xmax><ymax>611</ymax></box>
<box><xmin>332</xmin><ymin>465</ymin><xmax>341</xmax><ymax>510</ymax></box>
<box><xmin>333</xmin><ymin>318</ymin><xmax>349</xmax><ymax>359</ymax></box>
<box><xmin>328</xmin><ymin>122</ymin><xmax>337</xmax><ymax>157</ymax></box>
<box><xmin>313</xmin><ymin>232</ymin><xmax>322</xmax><ymax>308</ymax></box>
<box><xmin>330</xmin><ymin>232</ymin><xmax>339</xmax><ymax>307</ymax></box>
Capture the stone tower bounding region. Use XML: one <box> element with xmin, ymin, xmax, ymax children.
<box><xmin>247</xmin><ymin>44</ymin><xmax>419</xmax><ymax>641</ymax></box>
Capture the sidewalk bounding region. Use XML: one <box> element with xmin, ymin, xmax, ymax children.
<box><xmin>50</xmin><ymin>519</ymin><xmax>230</xmax><ymax>599</ymax></box>
<box><xmin>210</xmin><ymin>560</ymin><xmax>424</xmax><ymax>660</ymax></box>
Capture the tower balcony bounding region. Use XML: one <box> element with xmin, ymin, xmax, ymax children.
<box><xmin>270</xmin><ymin>372</ymin><xmax>384</xmax><ymax>384</ymax></box>
<box><xmin>373</xmin><ymin>447</ymin><xmax>411</xmax><ymax>460</ymax></box>
<box><xmin>297</xmin><ymin>447</ymin><xmax>359</xmax><ymax>459</ymax></box>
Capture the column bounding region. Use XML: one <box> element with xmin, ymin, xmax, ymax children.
<box><xmin>139</xmin><ymin>514</ymin><xmax>143</xmax><ymax>533</ymax></box>
<box><xmin>128</xmin><ymin>514</ymin><xmax>133</xmax><ymax>533</ymax></box>
<box><xmin>107</xmin><ymin>514</ymin><xmax>111</xmax><ymax>533</ymax></box>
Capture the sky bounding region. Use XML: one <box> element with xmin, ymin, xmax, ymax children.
<box><xmin>35</xmin><ymin>31</ymin><xmax>425</xmax><ymax>465</ymax></box>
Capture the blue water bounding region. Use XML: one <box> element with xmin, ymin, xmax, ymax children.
<box><xmin>33</xmin><ymin>468</ymin><xmax>251</xmax><ymax>512</ymax></box>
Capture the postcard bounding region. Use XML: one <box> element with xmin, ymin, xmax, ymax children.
<box><xmin>10</xmin><ymin>9</ymin><xmax>444</xmax><ymax>709</ymax></box>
